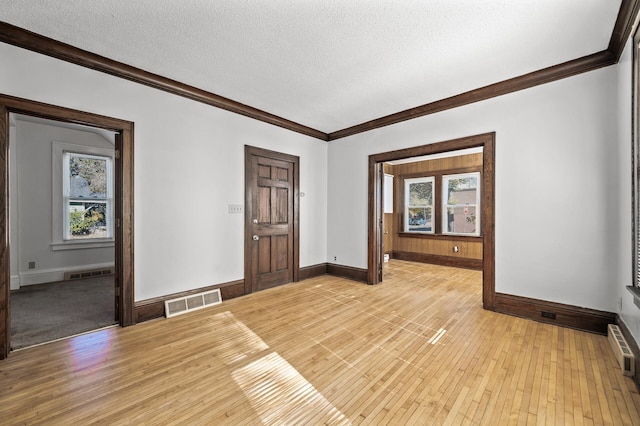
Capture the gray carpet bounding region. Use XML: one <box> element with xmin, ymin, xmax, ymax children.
<box><xmin>10</xmin><ymin>276</ymin><xmax>116</xmax><ymax>350</ymax></box>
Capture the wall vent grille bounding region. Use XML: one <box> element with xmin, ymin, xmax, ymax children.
<box><xmin>607</xmin><ymin>324</ymin><xmax>635</xmax><ymax>377</ymax></box>
<box><xmin>165</xmin><ymin>289</ymin><xmax>222</xmax><ymax>318</ymax></box>
<box><xmin>64</xmin><ymin>267</ymin><xmax>114</xmax><ymax>281</ymax></box>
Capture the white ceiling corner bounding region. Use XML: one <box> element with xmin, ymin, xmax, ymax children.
<box><xmin>1</xmin><ymin>0</ymin><xmax>623</xmax><ymax>133</ymax></box>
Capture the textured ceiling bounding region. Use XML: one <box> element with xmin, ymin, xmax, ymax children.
<box><xmin>1</xmin><ymin>0</ymin><xmax>622</xmax><ymax>133</ymax></box>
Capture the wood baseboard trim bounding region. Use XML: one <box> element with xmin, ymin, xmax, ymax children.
<box><xmin>327</xmin><ymin>263</ymin><xmax>368</xmax><ymax>284</ymax></box>
<box><xmin>135</xmin><ymin>279</ymin><xmax>245</xmax><ymax>323</ymax></box>
<box><xmin>392</xmin><ymin>251</ymin><xmax>483</xmax><ymax>270</ymax></box>
<box><xmin>495</xmin><ymin>293</ymin><xmax>615</xmax><ymax>335</ymax></box>
<box><xmin>299</xmin><ymin>263</ymin><xmax>328</xmax><ymax>281</ymax></box>
<box><xmin>136</xmin><ymin>263</ymin><xmax>328</xmax><ymax>323</ymax></box>
<box><xmin>616</xmin><ymin>316</ymin><xmax>640</xmax><ymax>392</ymax></box>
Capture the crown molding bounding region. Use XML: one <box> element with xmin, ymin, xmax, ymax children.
<box><xmin>0</xmin><ymin>21</ymin><xmax>328</xmax><ymax>141</ymax></box>
<box><xmin>327</xmin><ymin>51</ymin><xmax>615</xmax><ymax>140</ymax></box>
<box><xmin>1</xmin><ymin>1</ymin><xmax>639</xmax><ymax>143</ymax></box>
<box><xmin>328</xmin><ymin>0</ymin><xmax>640</xmax><ymax>140</ymax></box>
<box><xmin>609</xmin><ymin>0</ymin><xmax>640</xmax><ymax>62</ymax></box>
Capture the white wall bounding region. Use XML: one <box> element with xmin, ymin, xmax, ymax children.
<box><xmin>328</xmin><ymin>63</ymin><xmax>620</xmax><ymax>312</ymax></box>
<box><xmin>615</xmin><ymin>40</ymin><xmax>640</xmax><ymax>343</ymax></box>
<box><xmin>9</xmin><ymin>118</ymin><xmax>18</xmax><ymax>290</ymax></box>
<box><xmin>2</xmin><ymin>38</ymin><xmax>627</xmax><ymax>314</ymax></box>
<box><xmin>0</xmin><ymin>42</ymin><xmax>328</xmax><ymax>301</ymax></box>
<box><xmin>11</xmin><ymin>119</ymin><xmax>115</xmax><ymax>287</ymax></box>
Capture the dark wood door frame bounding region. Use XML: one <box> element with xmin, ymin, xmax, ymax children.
<box><xmin>0</xmin><ymin>94</ymin><xmax>135</xmax><ymax>359</ymax></box>
<box><xmin>244</xmin><ymin>146</ymin><xmax>299</xmax><ymax>294</ymax></box>
<box><xmin>368</xmin><ymin>132</ymin><xmax>496</xmax><ymax>310</ymax></box>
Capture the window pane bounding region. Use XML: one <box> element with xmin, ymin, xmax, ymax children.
<box><xmin>68</xmin><ymin>202</ymin><xmax>108</xmax><ymax>239</ymax></box>
<box><xmin>446</xmin><ymin>206</ymin><xmax>477</xmax><ymax>234</ymax></box>
<box><xmin>69</xmin><ymin>155</ymin><xmax>107</xmax><ymax>198</ymax></box>
<box><xmin>409</xmin><ymin>181</ymin><xmax>432</xmax><ymax>206</ymax></box>
<box><xmin>447</xmin><ymin>177</ymin><xmax>477</xmax><ymax>204</ymax></box>
<box><xmin>408</xmin><ymin>207</ymin><xmax>432</xmax><ymax>232</ymax></box>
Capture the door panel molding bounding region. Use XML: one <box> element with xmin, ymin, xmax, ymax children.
<box><xmin>0</xmin><ymin>94</ymin><xmax>135</xmax><ymax>359</ymax></box>
<box><xmin>368</xmin><ymin>132</ymin><xmax>495</xmax><ymax>310</ymax></box>
<box><xmin>244</xmin><ymin>146</ymin><xmax>299</xmax><ymax>294</ymax></box>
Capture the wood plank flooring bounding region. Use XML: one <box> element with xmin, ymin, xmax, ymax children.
<box><xmin>1</xmin><ymin>260</ymin><xmax>639</xmax><ymax>425</ymax></box>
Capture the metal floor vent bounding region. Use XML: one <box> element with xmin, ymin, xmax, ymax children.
<box><xmin>64</xmin><ymin>267</ymin><xmax>114</xmax><ymax>281</ymax></box>
<box><xmin>165</xmin><ymin>289</ymin><xmax>222</xmax><ymax>318</ymax></box>
<box><xmin>608</xmin><ymin>324</ymin><xmax>635</xmax><ymax>377</ymax></box>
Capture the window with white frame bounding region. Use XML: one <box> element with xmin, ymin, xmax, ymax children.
<box><xmin>404</xmin><ymin>176</ymin><xmax>434</xmax><ymax>233</ymax></box>
<box><xmin>52</xmin><ymin>142</ymin><xmax>114</xmax><ymax>249</ymax></box>
<box><xmin>442</xmin><ymin>172</ymin><xmax>480</xmax><ymax>236</ymax></box>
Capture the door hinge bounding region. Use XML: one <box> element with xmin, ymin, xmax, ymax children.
<box><xmin>115</xmin><ymin>218</ymin><xmax>121</xmax><ymax>228</ymax></box>
<box><xmin>115</xmin><ymin>149</ymin><xmax>121</xmax><ymax>159</ymax></box>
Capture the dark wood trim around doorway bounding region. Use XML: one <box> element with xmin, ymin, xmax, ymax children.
<box><xmin>368</xmin><ymin>132</ymin><xmax>496</xmax><ymax>310</ymax></box>
<box><xmin>0</xmin><ymin>94</ymin><xmax>135</xmax><ymax>359</ymax></box>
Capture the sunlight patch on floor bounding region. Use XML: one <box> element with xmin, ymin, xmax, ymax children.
<box><xmin>428</xmin><ymin>328</ymin><xmax>447</xmax><ymax>345</ymax></box>
<box><xmin>210</xmin><ymin>311</ymin><xmax>269</xmax><ymax>364</ymax></box>
<box><xmin>232</xmin><ymin>352</ymin><xmax>351</xmax><ymax>425</ymax></box>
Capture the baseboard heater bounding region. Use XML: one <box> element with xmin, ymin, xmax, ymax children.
<box><xmin>608</xmin><ymin>324</ymin><xmax>635</xmax><ymax>377</ymax></box>
<box><xmin>64</xmin><ymin>267</ymin><xmax>114</xmax><ymax>281</ymax></box>
<box><xmin>165</xmin><ymin>289</ymin><xmax>222</xmax><ymax>318</ymax></box>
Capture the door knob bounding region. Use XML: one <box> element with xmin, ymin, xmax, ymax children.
<box><xmin>253</xmin><ymin>235</ymin><xmax>260</xmax><ymax>241</ymax></box>
<box><xmin>253</xmin><ymin>219</ymin><xmax>258</xmax><ymax>224</ymax></box>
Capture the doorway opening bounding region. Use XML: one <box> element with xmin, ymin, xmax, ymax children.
<box><xmin>368</xmin><ymin>132</ymin><xmax>495</xmax><ymax>310</ymax></box>
<box><xmin>9</xmin><ymin>114</ymin><xmax>117</xmax><ymax>350</ymax></box>
<box><xmin>0</xmin><ymin>94</ymin><xmax>135</xmax><ymax>359</ymax></box>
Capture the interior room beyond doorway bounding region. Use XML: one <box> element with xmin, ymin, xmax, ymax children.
<box><xmin>9</xmin><ymin>114</ymin><xmax>117</xmax><ymax>350</ymax></box>
<box><xmin>382</xmin><ymin>146</ymin><xmax>484</xmax><ymax>274</ymax></box>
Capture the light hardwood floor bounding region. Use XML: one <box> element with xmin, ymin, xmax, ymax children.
<box><xmin>1</xmin><ymin>260</ymin><xmax>639</xmax><ymax>425</ymax></box>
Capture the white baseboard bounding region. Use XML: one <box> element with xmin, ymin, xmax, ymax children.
<box><xmin>19</xmin><ymin>262</ymin><xmax>115</xmax><ymax>286</ymax></box>
<box><xmin>10</xmin><ymin>275</ymin><xmax>20</xmax><ymax>290</ymax></box>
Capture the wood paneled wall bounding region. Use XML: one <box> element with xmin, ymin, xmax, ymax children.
<box><xmin>395</xmin><ymin>238</ymin><xmax>482</xmax><ymax>260</ymax></box>
<box><xmin>391</xmin><ymin>153</ymin><xmax>482</xmax><ymax>176</ymax></box>
<box><xmin>386</xmin><ymin>153</ymin><xmax>483</xmax><ymax>269</ymax></box>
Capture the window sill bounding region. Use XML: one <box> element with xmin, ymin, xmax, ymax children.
<box><xmin>626</xmin><ymin>286</ymin><xmax>640</xmax><ymax>310</ymax></box>
<box><xmin>51</xmin><ymin>239</ymin><xmax>115</xmax><ymax>251</ymax></box>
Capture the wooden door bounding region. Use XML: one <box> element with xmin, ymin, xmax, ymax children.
<box><xmin>245</xmin><ymin>146</ymin><xmax>299</xmax><ymax>293</ymax></box>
